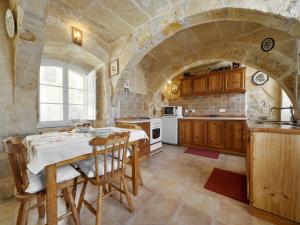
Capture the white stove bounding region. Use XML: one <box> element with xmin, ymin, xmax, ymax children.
<box><xmin>150</xmin><ymin>118</ymin><xmax>162</xmax><ymax>152</ymax></box>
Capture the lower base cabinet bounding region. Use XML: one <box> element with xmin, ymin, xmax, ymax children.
<box><xmin>116</xmin><ymin>122</ymin><xmax>150</xmax><ymax>159</ymax></box>
<box><xmin>179</xmin><ymin>119</ymin><xmax>193</xmax><ymax>145</ymax></box>
<box><xmin>193</xmin><ymin>120</ymin><xmax>207</xmax><ymax>146</ymax></box>
<box><xmin>248</xmin><ymin>131</ymin><xmax>300</xmax><ymax>223</ymax></box>
<box><xmin>224</xmin><ymin>121</ymin><xmax>244</xmax><ymax>153</ymax></box>
<box><xmin>137</xmin><ymin>122</ymin><xmax>150</xmax><ymax>158</ymax></box>
<box><xmin>207</xmin><ymin>121</ymin><xmax>225</xmax><ymax>149</ymax></box>
<box><xmin>179</xmin><ymin>119</ymin><xmax>245</xmax><ymax>155</ymax></box>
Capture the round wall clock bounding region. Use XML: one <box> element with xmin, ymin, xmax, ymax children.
<box><xmin>252</xmin><ymin>71</ymin><xmax>269</xmax><ymax>85</ymax></box>
<box><xmin>261</xmin><ymin>38</ymin><xmax>275</xmax><ymax>52</ymax></box>
<box><xmin>171</xmin><ymin>83</ymin><xmax>179</xmax><ymax>94</ymax></box>
<box><xmin>5</xmin><ymin>9</ymin><xmax>15</xmax><ymax>38</ymax></box>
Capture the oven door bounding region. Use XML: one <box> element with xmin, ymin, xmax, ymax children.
<box><xmin>151</xmin><ymin>127</ymin><xmax>161</xmax><ymax>144</ymax></box>
<box><xmin>164</xmin><ymin>107</ymin><xmax>175</xmax><ymax>115</ymax></box>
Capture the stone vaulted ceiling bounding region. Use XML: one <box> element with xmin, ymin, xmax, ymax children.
<box><xmin>43</xmin><ymin>0</ymin><xmax>179</xmax><ymax>70</ymax></box>
<box><xmin>138</xmin><ymin>20</ymin><xmax>298</xmax><ymax>102</ymax></box>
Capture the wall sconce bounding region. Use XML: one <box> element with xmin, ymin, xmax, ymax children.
<box><xmin>72</xmin><ymin>27</ymin><xmax>83</xmax><ymax>46</ymax></box>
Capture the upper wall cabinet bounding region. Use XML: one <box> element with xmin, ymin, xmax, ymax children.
<box><xmin>180</xmin><ymin>78</ymin><xmax>193</xmax><ymax>96</ymax></box>
<box><xmin>193</xmin><ymin>76</ymin><xmax>207</xmax><ymax>95</ymax></box>
<box><xmin>208</xmin><ymin>72</ymin><xmax>224</xmax><ymax>93</ymax></box>
<box><xmin>180</xmin><ymin>67</ymin><xmax>245</xmax><ymax>96</ymax></box>
<box><xmin>224</xmin><ymin>68</ymin><xmax>245</xmax><ymax>92</ymax></box>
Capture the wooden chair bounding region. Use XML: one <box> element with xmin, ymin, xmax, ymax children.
<box><xmin>59</xmin><ymin>127</ymin><xmax>74</xmax><ymax>133</ymax></box>
<box><xmin>116</xmin><ymin>123</ymin><xmax>144</xmax><ymax>186</ymax></box>
<box><xmin>3</xmin><ymin>137</ymin><xmax>81</xmax><ymax>225</ymax></box>
<box><xmin>77</xmin><ymin>132</ymin><xmax>134</xmax><ymax>225</ymax></box>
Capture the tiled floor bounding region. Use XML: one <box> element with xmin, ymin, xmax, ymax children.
<box><xmin>0</xmin><ymin>145</ymin><xmax>291</xmax><ymax>225</ymax></box>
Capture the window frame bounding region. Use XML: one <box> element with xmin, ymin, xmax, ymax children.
<box><xmin>38</xmin><ymin>60</ymin><xmax>95</xmax><ymax>128</ymax></box>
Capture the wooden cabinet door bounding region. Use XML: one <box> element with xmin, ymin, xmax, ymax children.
<box><xmin>224</xmin><ymin>121</ymin><xmax>245</xmax><ymax>153</ymax></box>
<box><xmin>208</xmin><ymin>73</ymin><xmax>224</xmax><ymax>93</ymax></box>
<box><xmin>193</xmin><ymin>120</ymin><xmax>207</xmax><ymax>146</ymax></box>
<box><xmin>179</xmin><ymin>120</ymin><xmax>193</xmax><ymax>145</ymax></box>
<box><xmin>180</xmin><ymin>79</ymin><xmax>193</xmax><ymax>96</ymax></box>
<box><xmin>251</xmin><ymin>132</ymin><xmax>300</xmax><ymax>222</ymax></box>
<box><xmin>207</xmin><ymin>121</ymin><xmax>225</xmax><ymax>149</ymax></box>
<box><xmin>225</xmin><ymin>68</ymin><xmax>245</xmax><ymax>92</ymax></box>
<box><xmin>137</xmin><ymin>122</ymin><xmax>150</xmax><ymax>158</ymax></box>
<box><xmin>193</xmin><ymin>76</ymin><xmax>207</xmax><ymax>95</ymax></box>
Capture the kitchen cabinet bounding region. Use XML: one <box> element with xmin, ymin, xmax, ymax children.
<box><xmin>193</xmin><ymin>76</ymin><xmax>207</xmax><ymax>95</ymax></box>
<box><xmin>193</xmin><ymin>120</ymin><xmax>207</xmax><ymax>146</ymax></box>
<box><xmin>224</xmin><ymin>68</ymin><xmax>245</xmax><ymax>92</ymax></box>
<box><xmin>179</xmin><ymin>68</ymin><xmax>245</xmax><ymax>96</ymax></box>
<box><xmin>248</xmin><ymin>130</ymin><xmax>300</xmax><ymax>223</ymax></box>
<box><xmin>179</xmin><ymin>119</ymin><xmax>245</xmax><ymax>155</ymax></box>
<box><xmin>137</xmin><ymin>122</ymin><xmax>150</xmax><ymax>158</ymax></box>
<box><xmin>208</xmin><ymin>73</ymin><xmax>224</xmax><ymax>93</ymax></box>
<box><xmin>179</xmin><ymin>119</ymin><xmax>193</xmax><ymax>145</ymax></box>
<box><xmin>224</xmin><ymin>121</ymin><xmax>244</xmax><ymax>153</ymax></box>
<box><xmin>116</xmin><ymin>121</ymin><xmax>150</xmax><ymax>159</ymax></box>
<box><xmin>207</xmin><ymin>121</ymin><xmax>225</xmax><ymax>148</ymax></box>
<box><xmin>180</xmin><ymin>78</ymin><xmax>193</xmax><ymax>96</ymax></box>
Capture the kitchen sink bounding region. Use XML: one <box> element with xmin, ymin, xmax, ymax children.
<box><xmin>255</xmin><ymin>120</ymin><xmax>291</xmax><ymax>124</ymax></box>
<box><xmin>255</xmin><ymin>120</ymin><xmax>299</xmax><ymax>127</ymax></box>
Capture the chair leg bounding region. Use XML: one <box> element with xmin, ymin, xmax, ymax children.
<box><xmin>72</xmin><ymin>177</ymin><xmax>78</xmax><ymax>200</ymax></box>
<box><xmin>121</xmin><ymin>177</ymin><xmax>134</xmax><ymax>213</ymax></box>
<box><xmin>96</xmin><ymin>185</ymin><xmax>104</xmax><ymax>225</ymax></box>
<box><xmin>138</xmin><ymin>167</ymin><xmax>144</xmax><ymax>186</ymax></box>
<box><xmin>16</xmin><ymin>200</ymin><xmax>30</xmax><ymax>225</ymax></box>
<box><xmin>77</xmin><ymin>179</ymin><xmax>88</xmax><ymax>213</ymax></box>
<box><xmin>119</xmin><ymin>180</ymin><xmax>123</xmax><ymax>204</ymax></box>
<box><xmin>65</xmin><ymin>187</ymin><xmax>80</xmax><ymax>225</ymax></box>
<box><xmin>37</xmin><ymin>195</ymin><xmax>45</xmax><ymax>218</ymax></box>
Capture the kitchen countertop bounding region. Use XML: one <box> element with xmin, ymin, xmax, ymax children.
<box><xmin>246</xmin><ymin>120</ymin><xmax>300</xmax><ymax>134</ymax></box>
<box><xmin>179</xmin><ymin>116</ymin><xmax>247</xmax><ymax>121</ymax></box>
<box><xmin>115</xmin><ymin>119</ymin><xmax>150</xmax><ymax>124</ymax></box>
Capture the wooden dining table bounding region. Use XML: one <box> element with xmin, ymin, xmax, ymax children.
<box><xmin>24</xmin><ymin>127</ymin><xmax>148</xmax><ymax>225</ymax></box>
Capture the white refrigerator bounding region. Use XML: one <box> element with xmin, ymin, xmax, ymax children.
<box><xmin>162</xmin><ymin>116</ymin><xmax>180</xmax><ymax>145</ymax></box>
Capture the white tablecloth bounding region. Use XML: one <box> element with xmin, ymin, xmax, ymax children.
<box><xmin>24</xmin><ymin>127</ymin><xmax>148</xmax><ymax>174</ymax></box>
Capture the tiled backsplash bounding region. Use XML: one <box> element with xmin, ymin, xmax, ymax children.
<box><xmin>169</xmin><ymin>93</ymin><xmax>245</xmax><ymax>116</ymax></box>
<box><xmin>120</xmin><ymin>92</ymin><xmax>149</xmax><ymax>118</ymax></box>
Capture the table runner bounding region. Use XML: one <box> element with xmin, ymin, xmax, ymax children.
<box><xmin>24</xmin><ymin>127</ymin><xmax>148</xmax><ymax>174</ymax></box>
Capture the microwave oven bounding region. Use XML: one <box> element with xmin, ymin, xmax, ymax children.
<box><xmin>163</xmin><ymin>106</ymin><xmax>183</xmax><ymax>116</ymax></box>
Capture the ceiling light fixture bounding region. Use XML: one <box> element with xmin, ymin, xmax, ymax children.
<box><xmin>72</xmin><ymin>27</ymin><xmax>83</xmax><ymax>46</ymax></box>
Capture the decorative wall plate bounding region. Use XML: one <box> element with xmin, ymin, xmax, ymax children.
<box><xmin>171</xmin><ymin>83</ymin><xmax>179</xmax><ymax>94</ymax></box>
<box><xmin>261</xmin><ymin>38</ymin><xmax>275</xmax><ymax>52</ymax></box>
<box><xmin>5</xmin><ymin>9</ymin><xmax>15</xmax><ymax>38</ymax></box>
<box><xmin>252</xmin><ymin>71</ymin><xmax>269</xmax><ymax>85</ymax></box>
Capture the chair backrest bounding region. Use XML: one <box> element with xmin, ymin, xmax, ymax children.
<box><xmin>59</xmin><ymin>127</ymin><xmax>74</xmax><ymax>133</ymax></box>
<box><xmin>116</xmin><ymin>122</ymin><xmax>142</xmax><ymax>130</ymax></box>
<box><xmin>3</xmin><ymin>137</ymin><xmax>29</xmax><ymax>195</ymax></box>
<box><xmin>89</xmin><ymin>132</ymin><xmax>129</xmax><ymax>183</ymax></box>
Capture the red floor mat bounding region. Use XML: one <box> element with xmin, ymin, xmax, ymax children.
<box><xmin>204</xmin><ymin>168</ymin><xmax>249</xmax><ymax>204</ymax></box>
<box><xmin>184</xmin><ymin>148</ymin><xmax>220</xmax><ymax>159</ymax></box>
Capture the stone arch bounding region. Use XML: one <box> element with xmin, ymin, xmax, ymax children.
<box><xmin>113</xmin><ymin>6</ymin><xmax>300</xmax><ymax>106</ymax></box>
<box><xmin>147</xmin><ymin>41</ymin><xmax>297</xmax><ymax>106</ymax></box>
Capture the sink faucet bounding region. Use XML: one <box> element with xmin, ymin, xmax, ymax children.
<box><xmin>270</xmin><ymin>106</ymin><xmax>297</xmax><ymax>123</ymax></box>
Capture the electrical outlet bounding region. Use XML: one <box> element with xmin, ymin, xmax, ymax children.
<box><xmin>185</xmin><ymin>109</ymin><xmax>189</xmax><ymax>113</ymax></box>
<box><xmin>191</xmin><ymin>109</ymin><xmax>196</xmax><ymax>113</ymax></box>
<box><xmin>219</xmin><ymin>108</ymin><xmax>226</xmax><ymax>113</ymax></box>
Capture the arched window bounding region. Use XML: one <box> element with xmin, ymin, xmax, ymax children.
<box><xmin>39</xmin><ymin>60</ymin><xmax>96</xmax><ymax>127</ymax></box>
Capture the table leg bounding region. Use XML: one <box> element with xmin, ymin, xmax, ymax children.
<box><xmin>131</xmin><ymin>142</ymin><xmax>139</xmax><ymax>196</ymax></box>
<box><xmin>46</xmin><ymin>164</ymin><xmax>57</xmax><ymax>225</ymax></box>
